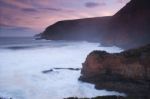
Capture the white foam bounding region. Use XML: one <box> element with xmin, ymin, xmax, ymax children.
<box><xmin>0</xmin><ymin>41</ymin><xmax>124</xmax><ymax>99</ymax></box>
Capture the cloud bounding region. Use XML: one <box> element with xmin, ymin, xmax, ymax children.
<box><xmin>0</xmin><ymin>0</ymin><xmax>129</xmax><ymax>36</ymax></box>
<box><xmin>116</xmin><ymin>0</ymin><xmax>130</xmax><ymax>3</ymax></box>
<box><xmin>0</xmin><ymin>0</ymin><xmax>18</xmax><ymax>9</ymax></box>
<box><xmin>42</xmin><ymin>7</ymin><xmax>75</xmax><ymax>13</ymax></box>
<box><xmin>0</xmin><ymin>23</ymin><xmax>15</xmax><ymax>29</ymax></box>
<box><xmin>0</xmin><ymin>23</ymin><xmax>31</xmax><ymax>30</ymax></box>
<box><xmin>41</xmin><ymin>7</ymin><xmax>63</xmax><ymax>11</ymax></box>
<box><xmin>85</xmin><ymin>2</ymin><xmax>106</xmax><ymax>8</ymax></box>
<box><xmin>21</xmin><ymin>8</ymin><xmax>39</xmax><ymax>13</ymax></box>
<box><xmin>0</xmin><ymin>0</ymin><xmax>33</xmax><ymax>9</ymax></box>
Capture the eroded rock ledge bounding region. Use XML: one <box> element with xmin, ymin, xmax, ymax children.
<box><xmin>79</xmin><ymin>44</ymin><xmax>150</xmax><ymax>96</ymax></box>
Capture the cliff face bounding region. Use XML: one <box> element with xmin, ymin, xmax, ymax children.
<box><xmin>41</xmin><ymin>0</ymin><xmax>150</xmax><ymax>49</ymax></box>
<box><xmin>108</xmin><ymin>0</ymin><xmax>150</xmax><ymax>48</ymax></box>
<box><xmin>79</xmin><ymin>44</ymin><xmax>150</xmax><ymax>96</ymax></box>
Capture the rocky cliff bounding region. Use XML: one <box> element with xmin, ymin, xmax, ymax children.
<box><xmin>79</xmin><ymin>44</ymin><xmax>150</xmax><ymax>96</ymax></box>
<box><xmin>41</xmin><ymin>0</ymin><xmax>150</xmax><ymax>49</ymax></box>
<box><xmin>107</xmin><ymin>0</ymin><xmax>150</xmax><ymax>48</ymax></box>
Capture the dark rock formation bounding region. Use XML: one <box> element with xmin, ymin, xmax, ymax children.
<box><xmin>0</xmin><ymin>97</ymin><xmax>12</xmax><ymax>99</ymax></box>
<box><xmin>107</xmin><ymin>0</ymin><xmax>150</xmax><ymax>48</ymax></box>
<box><xmin>40</xmin><ymin>0</ymin><xmax>150</xmax><ymax>49</ymax></box>
<box><xmin>42</xmin><ymin>69</ymin><xmax>53</xmax><ymax>73</ymax></box>
<box><xmin>64</xmin><ymin>96</ymin><xmax>149</xmax><ymax>99</ymax></box>
<box><xmin>42</xmin><ymin>67</ymin><xmax>81</xmax><ymax>74</ymax></box>
<box><xmin>79</xmin><ymin>44</ymin><xmax>150</xmax><ymax>96</ymax></box>
<box><xmin>53</xmin><ymin>67</ymin><xmax>80</xmax><ymax>71</ymax></box>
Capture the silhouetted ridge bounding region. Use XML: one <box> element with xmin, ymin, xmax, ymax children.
<box><xmin>40</xmin><ymin>0</ymin><xmax>150</xmax><ymax>49</ymax></box>
<box><xmin>109</xmin><ymin>0</ymin><xmax>150</xmax><ymax>48</ymax></box>
<box><xmin>42</xmin><ymin>17</ymin><xmax>111</xmax><ymax>42</ymax></box>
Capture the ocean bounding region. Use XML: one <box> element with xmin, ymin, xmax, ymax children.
<box><xmin>0</xmin><ymin>37</ymin><xmax>124</xmax><ymax>99</ymax></box>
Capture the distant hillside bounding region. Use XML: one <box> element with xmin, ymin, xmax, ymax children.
<box><xmin>41</xmin><ymin>17</ymin><xmax>111</xmax><ymax>42</ymax></box>
<box><xmin>107</xmin><ymin>0</ymin><xmax>150</xmax><ymax>48</ymax></box>
<box><xmin>40</xmin><ymin>0</ymin><xmax>150</xmax><ymax>49</ymax></box>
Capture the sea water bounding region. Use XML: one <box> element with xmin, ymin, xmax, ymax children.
<box><xmin>0</xmin><ymin>37</ymin><xmax>124</xmax><ymax>99</ymax></box>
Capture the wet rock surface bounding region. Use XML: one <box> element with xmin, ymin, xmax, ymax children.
<box><xmin>64</xmin><ymin>95</ymin><xmax>150</xmax><ymax>99</ymax></box>
<box><xmin>79</xmin><ymin>44</ymin><xmax>150</xmax><ymax>96</ymax></box>
<box><xmin>42</xmin><ymin>67</ymin><xmax>81</xmax><ymax>73</ymax></box>
<box><xmin>0</xmin><ymin>97</ymin><xmax>12</xmax><ymax>99</ymax></box>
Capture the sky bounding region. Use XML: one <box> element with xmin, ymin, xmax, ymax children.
<box><xmin>0</xmin><ymin>0</ymin><xmax>130</xmax><ymax>37</ymax></box>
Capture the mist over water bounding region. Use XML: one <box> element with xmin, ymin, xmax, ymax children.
<box><xmin>0</xmin><ymin>37</ymin><xmax>124</xmax><ymax>99</ymax></box>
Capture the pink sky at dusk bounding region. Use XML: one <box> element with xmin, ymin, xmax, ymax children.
<box><xmin>0</xmin><ymin>0</ymin><xmax>130</xmax><ymax>36</ymax></box>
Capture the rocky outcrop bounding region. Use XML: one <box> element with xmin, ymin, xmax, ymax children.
<box><xmin>65</xmin><ymin>96</ymin><xmax>149</xmax><ymax>99</ymax></box>
<box><xmin>107</xmin><ymin>0</ymin><xmax>150</xmax><ymax>48</ymax></box>
<box><xmin>40</xmin><ymin>0</ymin><xmax>150</xmax><ymax>49</ymax></box>
<box><xmin>42</xmin><ymin>67</ymin><xmax>80</xmax><ymax>73</ymax></box>
<box><xmin>79</xmin><ymin>44</ymin><xmax>150</xmax><ymax>96</ymax></box>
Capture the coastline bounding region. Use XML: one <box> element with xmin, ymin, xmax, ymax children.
<box><xmin>79</xmin><ymin>44</ymin><xmax>150</xmax><ymax>97</ymax></box>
